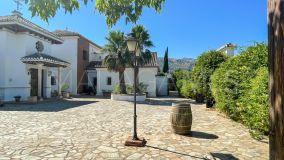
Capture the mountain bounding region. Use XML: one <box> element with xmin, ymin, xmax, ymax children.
<box><xmin>158</xmin><ymin>57</ymin><xmax>195</xmax><ymax>72</ymax></box>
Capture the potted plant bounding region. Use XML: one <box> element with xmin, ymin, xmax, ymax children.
<box><xmin>102</xmin><ymin>90</ymin><xmax>112</xmax><ymax>97</ymax></box>
<box><xmin>0</xmin><ymin>100</ymin><xmax>3</xmax><ymax>107</ymax></box>
<box><xmin>14</xmin><ymin>96</ymin><xmax>21</xmax><ymax>103</ymax></box>
<box><xmin>28</xmin><ymin>96</ymin><xmax>37</xmax><ymax>103</ymax></box>
<box><xmin>51</xmin><ymin>90</ymin><xmax>59</xmax><ymax>97</ymax></box>
<box><xmin>61</xmin><ymin>83</ymin><xmax>70</xmax><ymax>98</ymax></box>
<box><xmin>111</xmin><ymin>83</ymin><xmax>148</xmax><ymax>102</ymax></box>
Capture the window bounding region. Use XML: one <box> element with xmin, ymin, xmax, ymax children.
<box><xmin>107</xmin><ymin>77</ymin><xmax>112</xmax><ymax>85</ymax></box>
<box><xmin>83</xmin><ymin>50</ymin><xmax>89</xmax><ymax>61</ymax></box>
<box><xmin>51</xmin><ymin>76</ymin><xmax>56</xmax><ymax>85</ymax></box>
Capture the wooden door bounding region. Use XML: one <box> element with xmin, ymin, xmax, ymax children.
<box><xmin>30</xmin><ymin>69</ymin><xmax>38</xmax><ymax>97</ymax></box>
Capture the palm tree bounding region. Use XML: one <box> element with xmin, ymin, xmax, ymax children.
<box><xmin>102</xmin><ymin>31</ymin><xmax>130</xmax><ymax>94</ymax></box>
<box><xmin>130</xmin><ymin>25</ymin><xmax>154</xmax><ymax>92</ymax></box>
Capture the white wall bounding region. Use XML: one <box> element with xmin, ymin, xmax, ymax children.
<box><xmin>0</xmin><ymin>30</ymin><xmax>7</xmax><ymax>100</ymax></box>
<box><xmin>51</xmin><ymin>36</ymin><xmax>78</xmax><ymax>95</ymax></box>
<box><xmin>0</xmin><ymin>29</ymin><xmax>54</xmax><ymax>101</ymax></box>
<box><xmin>95</xmin><ymin>68</ymin><xmax>119</xmax><ymax>95</ymax></box>
<box><xmin>89</xmin><ymin>44</ymin><xmax>104</xmax><ymax>61</ymax></box>
<box><xmin>225</xmin><ymin>48</ymin><xmax>235</xmax><ymax>56</ymax></box>
<box><xmin>93</xmin><ymin>67</ymin><xmax>158</xmax><ymax>97</ymax></box>
<box><xmin>137</xmin><ymin>68</ymin><xmax>158</xmax><ymax>97</ymax></box>
<box><xmin>156</xmin><ymin>76</ymin><xmax>168</xmax><ymax>96</ymax></box>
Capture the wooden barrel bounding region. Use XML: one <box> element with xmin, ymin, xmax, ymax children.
<box><xmin>171</xmin><ymin>103</ymin><xmax>192</xmax><ymax>135</ymax></box>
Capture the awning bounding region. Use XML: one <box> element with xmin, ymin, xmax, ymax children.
<box><xmin>21</xmin><ymin>53</ymin><xmax>69</xmax><ymax>67</ymax></box>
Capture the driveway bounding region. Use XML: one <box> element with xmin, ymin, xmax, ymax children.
<box><xmin>0</xmin><ymin>97</ymin><xmax>268</xmax><ymax>160</ymax></box>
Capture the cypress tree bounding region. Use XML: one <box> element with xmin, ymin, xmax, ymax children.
<box><xmin>163</xmin><ymin>47</ymin><xmax>169</xmax><ymax>73</ymax></box>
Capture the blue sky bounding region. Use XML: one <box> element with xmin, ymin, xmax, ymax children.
<box><xmin>0</xmin><ymin>0</ymin><xmax>267</xmax><ymax>59</ymax></box>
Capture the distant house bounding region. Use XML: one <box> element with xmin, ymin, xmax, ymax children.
<box><xmin>217</xmin><ymin>43</ymin><xmax>237</xmax><ymax>56</ymax></box>
<box><xmin>51</xmin><ymin>30</ymin><xmax>102</xmax><ymax>95</ymax></box>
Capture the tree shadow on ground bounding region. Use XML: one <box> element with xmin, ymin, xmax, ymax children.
<box><xmin>210</xmin><ymin>152</ymin><xmax>239</xmax><ymax>160</ymax></box>
<box><xmin>146</xmin><ymin>145</ymin><xmax>208</xmax><ymax>159</ymax></box>
<box><xmin>182</xmin><ymin>131</ymin><xmax>219</xmax><ymax>139</ymax></box>
<box><xmin>0</xmin><ymin>99</ymin><xmax>97</xmax><ymax>112</ymax></box>
<box><xmin>147</xmin><ymin>145</ymin><xmax>239</xmax><ymax>160</ymax></box>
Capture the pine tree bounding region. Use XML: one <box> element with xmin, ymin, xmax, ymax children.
<box><xmin>163</xmin><ymin>47</ymin><xmax>169</xmax><ymax>73</ymax></box>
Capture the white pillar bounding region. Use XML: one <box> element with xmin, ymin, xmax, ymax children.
<box><xmin>58</xmin><ymin>67</ymin><xmax>62</xmax><ymax>98</ymax></box>
<box><xmin>38</xmin><ymin>64</ymin><xmax>43</xmax><ymax>100</ymax></box>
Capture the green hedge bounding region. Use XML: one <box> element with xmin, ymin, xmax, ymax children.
<box><xmin>211</xmin><ymin>43</ymin><xmax>268</xmax><ymax>138</ymax></box>
<box><xmin>239</xmin><ymin>67</ymin><xmax>269</xmax><ymax>139</ymax></box>
<box><xmin>172</xmin><ymin>70</ymin><xmax>194</xmax><ymax>98</ymax></box>
<box><xmin>191</xmin><ymin>50</ymin><xmax>228</xmax><ymax>104</ymax></box>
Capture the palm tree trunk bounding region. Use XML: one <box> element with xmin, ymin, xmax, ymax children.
<box><xmin>268</xmin><ymin>0</ymin><xmax>284</xmax><ymax>159</ymax></box>
<box><xmin>119</xmin><ymin>70</ymin><xmax>127</xmax><ymax>94</ymax></box>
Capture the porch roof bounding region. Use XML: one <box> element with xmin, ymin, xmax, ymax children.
<box><xmin>21</xmin><ymin>53</ymin><xmax>70</xmax><ymax>67</ymax></box>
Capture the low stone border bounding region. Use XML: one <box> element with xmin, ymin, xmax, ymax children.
<box><xmin>111</xmin><ymin>94</ymin><xmax>146</xmax><ymax>102</ymax></box>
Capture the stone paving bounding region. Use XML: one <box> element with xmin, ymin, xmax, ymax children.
<box><xmin>0</xmin><ymin>97</ymin><xmax>268</xmax><ymax>160</ymax></box>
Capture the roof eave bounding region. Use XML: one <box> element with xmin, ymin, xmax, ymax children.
<box><xmin>0</xmin><ymin>21</ymin><xmax>63</xmax><ymax>44</ymax></box>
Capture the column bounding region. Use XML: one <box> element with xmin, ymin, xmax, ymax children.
<box><xmin>37</xmin><ymin>64</ymin><xmax>43</xmax><ymax>100</ymax></box>
<box><xmin>58</xmin><ymin>67</ymin><xmax>62</xmax><ymax>98</ymax></box>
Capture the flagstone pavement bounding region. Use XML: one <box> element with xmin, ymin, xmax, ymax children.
<box><xmin>0</xmin><ymin>97</ymin><xmax>268</xmax><ymax>160</ymax></box>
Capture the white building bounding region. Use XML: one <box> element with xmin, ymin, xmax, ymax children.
<box><xmin>217</xmin><ymin>43</ymin><xmax>237</xmax><ymax>56</ymax></box>
<box><xmin>51</xmin><ymin>30</ymin><xmax>102</xmax><ymax>95</ymax></box>
<box><xmin>87</xmin><ymin>53</ymin><xmax>159</xmax><ymax>97</ymax></box>
<box><xmin>0</xmin><ymin>11</ymin><xmax>161</xmax><ymax>101</ymax></box>
<box><xmin>0</xmin><ymin>11</ymin><xmax>69</xmax><ymax>102</ymax></box>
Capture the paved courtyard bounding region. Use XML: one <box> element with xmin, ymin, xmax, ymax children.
<box><xmin>0</xmin><ymin>97</ymin><xmax>268</xmax><ymax>160</ymax></box>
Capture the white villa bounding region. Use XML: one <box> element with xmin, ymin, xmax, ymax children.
<box><xmin>217</xmin><ymin>43</ymin><xmax>237</xmax><ymax>56</ymax></box>
<box><xmin>0</xmin><ymin>11</ymin><xmax>161</xmax><ymax>102</ymax></box>
<box><xmin>0</xmin><ymin>11</ymin><xmax>69</xmax><ymax>102</ymax></box>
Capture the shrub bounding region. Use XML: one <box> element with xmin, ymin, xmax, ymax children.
<box><xmin>180</xmin><ymin>81</ymin><xmax>195</xmax><ymax>98</ymax></box>
<box><xmin>126</xmin><ymin>84</ymin><xmax>134</xmax><ymax>94</ymax></box>
<box><xmin>61</xmin><ymin>83</ymin><xmax>69</xmax><ymax>92</ymax></box>
<box><xmin>211</xmin><ymin>43</ymin><xmax>268</xmax><ymax>121</ymax></box>
<box><xmin>238</xmin><ymin>67</ymin><xmax>269</xmax><ymax>139</ymax></box>
<box><xmin>116</xmin><ymin>83</ymin><xmax>148</xmax><ymax>94</ymax></box>
<box><xmin>172</xmin><ymin>70</ymin><xmax>190</xmax><ymax>82</ymax></box>
<box><xmin>191</xmin><ymin>50</ymin><xmax>228</xmax><ymax>104</ymax></box>
<box><xmin>211</xmin><ymin>43</ymin><xmax>268</xmax><ymax>139</ymax></box>
<box><xmin>112</xmin><ymin>85</ymin><xmax>121</xmax><ymax>94</ymax></box>
<box><xmin>138</xmin><ymin>83</ymin><xmax>148</xmax><ymax>94</ymax></box>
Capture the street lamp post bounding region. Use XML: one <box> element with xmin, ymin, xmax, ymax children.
<box><xmin>125</xmin><ymin>34</ymin><xmax>147</xmax><ymax>147</ymax></box>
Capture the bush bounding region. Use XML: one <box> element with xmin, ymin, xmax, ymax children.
<box><xmin>191</xmin><ymin>50</ymin><xmax>228</xmax><ymax>104</ymax></box>
<box><xmin>180</xmin><ymin>81</ymin><xmax>195</xmax><ymax>98</ymax></box>
<box><xmin>239</xmin><ymin>67</ymin><xmax>269</xmax><ymax>139</ymax></box>
<box><xmin>61</xmin><ymin>83</ymin><xmax>69</xmax><ymax>92</ymax></box>
<box><xmin>173</xmin><ymin>70</ymin><xmax>195</xmax><ymax>98</ymax></box>
<box><xmin>126</xmin><ymin>84</ymin><xmax>134</xmax><ymax>94</ymax></box>
<box><xmin>172</xmin><ymin>70</ymin><xmax>190</xmax><ymax>82</ymax></box>
<box><xmin>211</xmin><ymin>43</ymin><xmax>267</xmax><ymax>120</ymax></box>
<box><xmin>112</xmin><ymin>85</ymin><xmax>121</xmax><ymax>94</ymax></box>
<box><xmin>114</xmin><ymin>83</ymin><xmax>148</xmax><ymax>95</ymax></box>
<box><xmin>211</xmin><ymin>43</ymin><xmax>268</xmax><ymax>138</ymax></box>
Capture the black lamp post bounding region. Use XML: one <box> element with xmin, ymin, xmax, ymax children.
<box><xmin>124</xmin><ymin>34</ymin><xmax>147</xmax><ymax>147</ymax></box>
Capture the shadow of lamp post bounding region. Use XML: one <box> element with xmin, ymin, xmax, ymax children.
<box><xmin>124</xmin><ymin>34</ymin><xmax>147</xmax><ymax>147</ymax></box>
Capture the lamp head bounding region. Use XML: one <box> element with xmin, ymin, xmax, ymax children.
<box><xmin>126</xmin><ymin>34</ymin><xmax>138</xmax><ymax>53</ymax></box>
